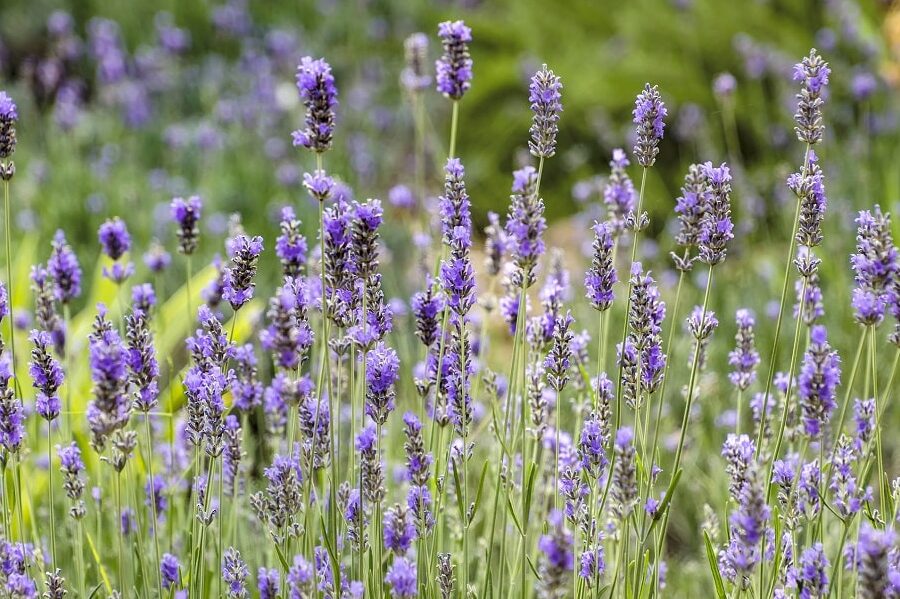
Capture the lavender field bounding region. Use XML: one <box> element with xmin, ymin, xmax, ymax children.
<box><xmin>0</xmin><ymin>1</ymin><xmax>899</xmax><ymax>597</ymax></box>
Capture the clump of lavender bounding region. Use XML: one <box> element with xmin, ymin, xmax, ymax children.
<box><xmin>537</xmin><ymin>509</ymin><xmax>574</xmax><ymax>599</ymax></box>
<box><xmin>585</xmin><ymin>221</ymin><xmax>616</xmax><ymax>311</ymax></box>
<box><xmin>528</xmin><ymin>64</ymin><xmax>562</xmax><ymax>159</ymax></box>
<box><xmin>850</xmin><ymin>207</ymin><xmax>897</xmax><ymax>326</ymax></box>
<box><xmin>261</xmin><ymin>277</ymin><xmax>313</xmax><ymax>371</ymax></box>
<box><xmin>505</xmin><ymin>165</ymin><xmax>546</xmax><ymax>288</ymax></box>
<box><xmin>721</xmin><ymin>463</ymin><xmax>770</xmax><ymax>589</ymax></box>
<box><xmin>435</xmin><ymin>20</ymin><xmax>472</xmax><ymax>101</ymax></box>
<box><xmin>383</xmin><ymin>503</ymin><xmax>415</xmax><ymax>555</ymax></box>
<box><xmin>275</xmin><ymin>206</ymin><xmax>307</xmax><ymax>278</ymax></box>
<box><xmin>171</xmin><ymin>196</ymin><xmax>202</xmax><ymax>255</ymax></box>
<box><xmin>797</xmin><ymin>325</ymin><xmax>841</xmax><ymax>439</ymax></box>
<box><xmin>31</xmin><ymin>264</ymin><xmax>65</xmax><ymax>353</ymax></box>
<box><xmin>29</xmin><ymin>329</ymin><xmax>63</xmax><ymax>421</ymax></box>
<box><xmin>697</xmin><ymin>162</ymin><xmax>733</xmax><ymax>266</ymax></box>
<box><xmin>223</xmin><ymin>234</ymin><xmax>264</xmax><ymax>311</ymax></box>
<box><xmin>411</xmin><ymin>277</ymin><xmax>443</xmax><ymax>349</ymax></box>
<box><xmin>98</xmin><ymin>217</ymin><xmax>133</xmax><ymax>283</ymax></box>
<box><xmin>292</xmin><ymin>56</ymin><xmax>338</xmax><ymax>153</ymax></box>
<box><xmin>857</xmin><ymin>524</ymin><xmax>893</xmax><ymax>597</ymax></box>
<box><xmin>792</xmin><ymin>49</ymin><xmax>830</xmax><ymax>145</ymax></box>
<box><xmin>545</xmin><ymin>312</ymin><xmax>574</xmax><ymax>393</ymax></box>
<box><xmin>251</xmin><ymin>450</ymin><xmax>303</xmax><ymax>536</ymax></box>
<box><xmin>357</xmin><ymin>424</ymin><xmax>384</xmax><ymax>505</ymax></box>
<box><xmin>401</xmin><ymin>33</ymin><xmax>431</xmax><ymax>92</ymax></box>
<box><xmin>48</xmin><ymin>229</ymin><xmax>81</xmax><ymax>305</ymax></box>
<box><xmin>632</xmin><ymin>83</ymin><xmax>666</xmax><ymax>168</ymax></box>
<box><xmin>602</xmin><ymin>149</ymin><xmax>636</xmax><ymax>232</ymax></box>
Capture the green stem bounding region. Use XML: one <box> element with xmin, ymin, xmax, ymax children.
<box><xmin>48</xmin><ymin>428</ymin><xmax>57</xmax><ymax>568</ymax></box>
<box><xmin>448</xmin><ymin>101</ymin><xmax>459</xmax><ymax>159</ymax></box>
<box><xmin>3</xmin><ymin>181</ymin><xmax>18</xmax><ymax>403</ymax></box>
<box><xmin>145</xmin><ymin>418</ymin><xmax>163</xmax><ymax>599</ymax></box>
<box><xmin>754</xmin><ymin>143</ymin><xmax>810</xmax><ymax>454</ymax></box>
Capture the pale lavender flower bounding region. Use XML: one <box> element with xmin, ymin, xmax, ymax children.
<box><xmin>435</xmin><ymin>21</ymin><xmax>472</xmax><ymax>101</ymax></box>
<box><xmin>529</xmin><ymin>64</ymin><xmax>563</xmax><ymax>158</ymax></box>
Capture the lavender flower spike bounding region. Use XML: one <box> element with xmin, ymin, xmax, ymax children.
<box><xmin>698</xmin><ymin>162</ymin><xmax>733</xmax><ymax>266</ymax></box>
<box><xmin>98</xmin><ymin>217</ymin><xmax>133</xmax><ymax>283</ymax></box>
<box><xmin>529</xmin><ymin>64</ymin><xmax>563</xmax><ymax>159</ymax></box>
<box><xmin>797</xmin><ymin>325</ymin><xmax>841</xmax><ymax>440</ymax></box>
<box><xmin>292</xmin><ymin>56</ymin><xmax>338</xmax><ymax>153</ymax></box>
<box><xmin>0</xmin><ymin>91</ymin><xmax>17</xmax><ymax>162</ymax></box>
<box><xmin>402</xmin><ymin>33</ymin><xmax>431</xmax><ymax>93</ymax></box>
<box><xmin>603</xmin><ymin>149</ymin><xmax>636</xmax><ymax>232</ymax></box>
<box><xmin>850</xmin><ymin>206</ymin><xmax>897</xmax><ymax>326</ymax></box>
<box><xmin>585</xmin><ymin>220</ymin><xmax>617</xmax><ymax>311</ymax></box>
<box><xmin>48</xmin><ymin>229</ymin><xmax>82</xmax><ymax>304</ymax></box>
<box><xmin>793</xmin><ymin>48</ymin><xmax>830</xmax><ymax>145</ymax></box>
<box><xmin>171</xmin><ymin>195</ymin><xmax>202</xmax><ymax>255</ymax></box>
<box><xmin>632</xmin><ymin>83</ymin><xmax>666</xmax><ymax>168</ymax></box>
<box><xmin>223</xmin><ymin>234</ymin><xmax>264</xmax><ymax>310</ymax></box>
<box><xmin>222</xmin><ymin>547</ymin><xmax>249</xmax><ymax>598</ymax></box>
<box><xmin>435</xmin><ymin>20</ymin><xmax>473</xmax><ymax>101</ymax></box>
<box><xmin>385</xmin><ymin>555</ymin><xmax>417</xmax><ymax>598</ymax></box>
<box><xmin>30</xmin><ymin>329</ymin><xmax>64</xmax><ymax>421</ymax></box>
<box><xmin>728</xmin><ymin>309</ymin><xmax>760</xmax><ymax>391</ymax></box>
<box><xmin>365</xmin><ymin>342</ymin><xmax>400</xmax><ymax>426</ymax></box>
<box><xmin>160</xmin><ymin>553</ymin><xmax>181</xmax><ymax>590</ymax></box>
<box><xmin>505</xmin><ymin>165</ymin><xmax>546</xmax><ymax>288</ymax></box>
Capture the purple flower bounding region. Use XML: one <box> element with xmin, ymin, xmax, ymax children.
<box><xmin>505</xmin><ymin>166</ymin><xmax>546</xmax><ymax>287</ymax></box>
<box><xmin>0</xmin><ymin>281</ymin><xmax>7</xmax><ymax>323</ymax></box>
<box><xmin>29</xmin><ymin>329</ymin><xmax>64</xmax><ymax>421</ymax></box>
<box><xmin>383</xmin><ymin>504</ymin><xmax>416</xmax><ymax>555</ymax></box>
<box><xmin>385</xmin><ymin>556</ymin><xmax>417</xmax><ymax>598</ymax></box>
<box><xmin>728</xmin><ymin>309</ymin><xmax>760</xmax><ymax>391</ymax></box>
<box><xmin>793</xmin><ymin>49</ymin><xmax>830</xmax><ymax>144</ymax></box>
<box><xmin>854</xmin><ymin>397</ymin><xmax>875</xmax><ymax>451</ymax></box>
<box><xmin>143</xmin><ymin>240</ymin><xmax>171</xmax><ymax>273</ymax></box>
<box><xmin>537</xmin><ymin>510</ymin><xmax>574</xmax><ymax>597</ymax></box>
<box><xmin>125</xmin><ymin>305</ymin><xmax>159</xmax><ymax>413</ymax></box>
<box><xmin>439</xmin><ymin>158</ymin><xmax>472</xmax><ymax>250</ymax></box>
<box><xmin>0</xmin><ymin>356</ymin><xmax>25</xmax><ymax>452</ymax></box>
<box><xmin>529</xmin><ymin>64</ymin><xmax>563</xmax><ymax>158</ymax></box>
<box><xmin>797</xmin><ymin>325</ymin><xmax>841</xmax><ymax>439</ymax></box>
<box><xmin>365</xmin><ymin>342</ymin><xmax>399</xmax><ymax>425</ymax></box>
<box><xmin>292</xmin><ymin>57</ymin><xmax>338</xmax><ymax>153</ymax></box>
<box><xmin>579</xmin><ymin>546</ymin><xmax>605</xmax><ymax>584</ymax></box>
<box><xmin>98</xmin><ymin>217</ymin><xmax>131</xmax><ymax>260</ymax></box>
<box><xmin>402</xmin><ymin>33</ymin><xmax>431</xmax><ymax>92</ymax></box>
<box><xmin>48</xmin><ymin>230</ymin><xmax>81</xmax><ymax>304</ymax></box>
<box><xmin>850</xmin><ymin>207</ymin><xmax>897</xmax><ymax>326</ymax></box>
<box><xmin>144</xmin><ymin>474</ymin><xmax>168</xmax><ymax>519</ymax></box>
<box><xmin>160</xmin><ymin>553</ymin><xmax>181</xmax><ymax>590</ymax></box>
<box><xmin>632</xmin><ymin>83</ymin><xmax>666</xmax><ymax>167</ymax></box>
<box><xmin>435</xmin><ymin>20</ymin><xmax>472</xmax><ymax>101</ymax></box>
<box><xmin>223</xmin><ymin>235</ymin><xmax>264</xmax><ymax>310</ymax></box>
<box><xmin>411</xmin><ymin>277</ymin><xmax>443</xmax><ymax>348</ymax></box>
<box><xmin>222</xmin><ymin>547</ymin><xmax>249</xmax><ymax>598</ymax></box>
<box><xmin>544</xmin><ymin>311</ymin><xmax>574</xmax><ymax>392</ymax></box>
<box><xmin>303</xmin><ymin>169</ymin><xmax>335</xmax><ymax>203</ymax></box>
<box><xmin>722</xmin><ymin>464</ymin><xmax>770</xmax><ymax>585</ymax></box>
<box><xmin>171</xmin><ymin>196</ymin><xmax>202</xmax><ymax>255</ymax></box>
<box><xmin>275</xmin><ymin>206</ymin><xmax>308</xmax><ymax>278</ymax></box>
<box><xmin>713</xmin><ymin>72</ymin><xmax>737</xmax><ymax>98</ymax></box>
<box><xmin>579</xmin><ymin>412</ymin><xmax>607</xmax><ymax>478</ymax></box>
<box><xmin>0</xmin><ymin>91</ymin><xmax>18</xmax><ymax>159</ymax></box>
<box><xmin>585</xmin><ymin>220</ymin><xmax>617</xmax><ymax>311</ymax></box>
<box><xmin>698</xmin><ymin>162</ymin><xmax>733</xmax><ymax>266</ymax></box>
<box><xmin>86</xmin><ymin>306</ymin><xmax>131</xmax><ymax>450</ymax></box>
<box><xmin>672</xmin><ymin>163</ymin><xmax>709</xmax><ymax>264</ymax></box>
<box><xmin>789</xmin><ymin>151</ymin><xmax>827</xmax><ymax>248</ymax></box>
<box><xmin>388</xmin><ymin>184</ymin><xmax>415</xmax><ymax>211</ymax></box>
<box><xmin>350</xmin><ymin>199</ymin><xmax>383</xmax><ymax>280</ymax></box>
<box><xmin>612</xmin><ymin>427</ymin><xmax>637</xmax><ymax>518</ymax></box>
<box><xmin>603</xmin><ymin>149</ymin><xmax>636</xmax><ymax>231</ymax></box>
<box><xmin>257</xmin><ymin>567</ymin><xmax>280</xmax><ymax>599</ymax></box>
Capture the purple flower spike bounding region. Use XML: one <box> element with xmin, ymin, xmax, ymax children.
<box><xmin>529</xmin><ymin>64</ymin><xmax>563</xmax><ymax>159</ymax></box>
<box><xmin>0</xmin><ymin>90</ymin><xmax>17</xmax><ymax>159</ymax></box>
<box><xmin>30</xmin><ymin>329</ymin><xmax>64</xmax><ymax>421</ymax></box>
<box><xmin>98</xmin><ymin>217</ymin><xmax>131</xmax><ymax>260</ymax></box>
<box><xmin>698</xmin><ymin>162</ymin><xmax>733</xmax><ymax>266</ymax></box>
<box><xmin>585</xmin><ymin>220</ymin><xmax>617</xmax><ymax>311</ymax></box>
<box><xmin>632</xmin><ymin>83</ymin><xmax>666</xmax><ymax>168</ymax></box>
<box><xmin>505</xmin><ymin>166</ymin><xmax>546</xmax><ymax>288</ymax></box>
<box><xmin>603</xmin><ymin>149</ymin><xmax>636</xmax><ymax>232</ymax></box>
<box><xmin>48</xmin><ymin>230</ymin><xmax>82</xmax><ymax>304</ymax></box>
<box><xmin>171</xmin><ymin>196</ymin><xmax>202</xmax><ymax>255</ymax></box>
<box><xmin>797</xmin><ymin>325</ymin><xmax>841</xmax><ymax>440</ymax></box>
<box><xmin>292</xmin><ymin>57</ymin><xmax>338</xmax><ymax>153</ymax></box>
<box><xmin>385</xmin><ymin>556</ymin><xmax>417</xmax><ymax>598</ymax></box>
<box><xmin>850</xmin><ymin>206</ymin><xmax>897</xmax><ymax>327</ymax></box>
<box><xmin>223</xmin><ymin>235</ymin><xmax>264</xmax><ymax>310</ymax></box>
<box><xmin>402</xmin><ymin>33</ymin><xmax>431</xmax><ymax>92</ymax></box>
<box><xmin>435</xmin><ymin>20</ymin><xmax>473</xmax><ymax>101</ymax></box>
<box><xmin>160</xmin><ymin>553</ymin><xmax>181</xmax><ymax>590</ymax></box>
<box><xmin>793</xmin><ymin>49</ymin><xmax>830</xmax><ymax>145</ymax></box>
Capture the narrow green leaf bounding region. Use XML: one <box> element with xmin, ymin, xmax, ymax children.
<box><xmin>84</xmin><ymin>530</ymin><xmax>113</xmax><ymax>594</ymax></box>
<box><xmin>272</xmin><ymin>539</ymin><xmax>291</xmax><ymax>571</ymax></box>
<box><xmin>451</xmin><ymin>460</ymin><xmax>466</xmax><ymax>524</ymax></box>
<box><xmin>505</xmin><ymin>495</ymin><xmax>524</xmax><ymax>537</ymax></box>
<box><xmin>523</xmin><ymin>462</ymin><xmax>538</xmax><ymax>521</ymax></box>
<box><xmin>526</xmin><ymin>555</ymin><xmax>541</xmax><ymax>579</ymax></box>
<box><xmin>703</xmin><ymin>531</ymin><xmax>727</xmax><ymax>599</ymax></box>
<box><xmin>470</xmin><ymin>460</ymin><xmax>489</xmax><ymax>524</ymax></box>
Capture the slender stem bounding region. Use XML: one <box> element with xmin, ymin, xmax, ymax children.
<box><xmin>47</xmin><ymin>427</ymin><xmax>57</xmax><ymax>567</ymax></box>
<box><xmin>116</xmin><ymin>471</ymin><xmax>124</xmax><ymax>592</ymax></box>
<box><xmin>869</xmin><ymin>325</ymin><xmax>886</xmax><ymax>513</ymax></box>
<box><xmin>63</xmin><ymin>304</ymin><xmax>72</xmax><ymax>439</ymax></box>
<box><xmin>754</xmin><ymin>143</ymin><xmax>810</xmax><ymax>454</ymax></box>
<box><xmin>448</xmin><ymin>101</ymin><xmax>459</xmax><ymax>159</ymax></box>
<box><xmin>145</xmin><ymin>417</ymin><xmax>164</xmax><ymax>599</ymax></box>
<box><xmin>3</xmin><ymin>181</ymin><xmax>18</xmax><ymax>402</ymax></box>
<box><xmin>614</xmin><ymin>167</ymin><xmax>648</xmax><ymax>433</ymax></box>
